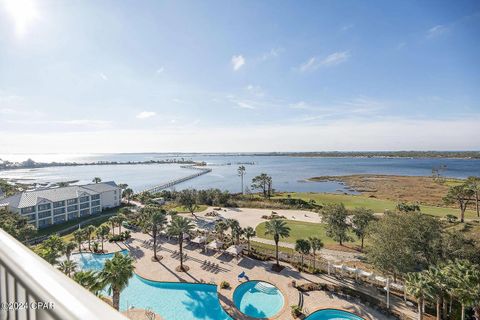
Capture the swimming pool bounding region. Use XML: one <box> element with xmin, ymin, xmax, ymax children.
<box><xmin>121</xmin><ymin>275</ymin><xmax>232</xmax><ymax>320</ymax></box>
<box><xmin>74</xmin><ymin>251</ymin><xmax>232</xmax><ymax>320</ymax></box>
<box><xmin>233</xmin><ymin>281</ymin><xmax>284</xmax><ymax>318</ymax></box>
<box><xmin>305</xmin><ymin>309</ymin><xmax>364</xmax><ymax>320</ymax></box>
<box><xmin>71</xmin><ymin>249</ymin><xmax>129</xmax><ymax>271</ymax></box>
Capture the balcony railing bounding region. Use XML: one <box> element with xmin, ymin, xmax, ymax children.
<box><xmin>0</xmin><ymin>229</ymin><xmax>128</xmax><ymax>320</ymax></box>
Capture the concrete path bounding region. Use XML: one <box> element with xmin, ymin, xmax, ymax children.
<box><xmin>251</xmin><ymin>237</ymin><xmax>363</xmax><ymax>262</ymax></box>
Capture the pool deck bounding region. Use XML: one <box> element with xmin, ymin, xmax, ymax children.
<box><xmin>82</xmin><ymin>231</ymin><xmax>416</xmax><ymax>320</ymax></box>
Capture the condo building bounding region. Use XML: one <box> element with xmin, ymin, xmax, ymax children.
<box><xmin>0</xmin><ymin>181</ymin><xmax>122</xmax><ymax>229</ymax></box>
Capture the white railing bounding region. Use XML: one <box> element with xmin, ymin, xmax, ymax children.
<box><xmin>0</xmin><ymin>229</ymin><xmax>128</xmax><ymax>320</ymax></box>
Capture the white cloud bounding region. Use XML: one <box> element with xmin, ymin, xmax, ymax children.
<box><xmin>245</xmin><ymin>85</ymin><xmax>265</xmax><ymax>97</ymax></box>
<box><xmin>99</xmin><ymin>72</ymin><xmax>108</xmax><ymax>80</ymax></box>
<box><xmin>297</xmin><ymin>51</ymin><xmax>350</xmax><ymax>72</ymax></box>
<box><xmin>136</xmin><ymin>111</ymin><xmax>156</xmax><ymax>119</ymax></box>
<box><xmin>236</xmin><ymin>101</ymin><xmax>255</xmax><ymax>110</ymax></box>
<box><xmin>2</xmin><ymin>117</ymin><xmax>479</xmax><ymax>153</ymax></box>
<box><xmin>290</xmin><ymin>101</ymin><xmax>312</xmax><ymax>110</ymax></box>
<box><xmin>260</xmin><ymin>48</ymin><xmax>282</xmax><ymax>61</ymax></box>
<box><xmin>289</xmin><ymin>97</ymin><xmax>385</xmax><ymax>120</ymax></box>
<box><xmin>231</xmin><ymin>55</ymin><xmax>245</xmax><ymax>71</ymax></box>
<box><xmin>156</xmin><ymin>67</ymin><xmax>164</xmax><ymax>74</ymax></box>
<box><xmin>427</xmin><ymin>25</ymin><xmax>448</xmax><ymax>38</ymax></box>
<box><xmin>298</xmin><ymin>57</ymin><xmax>318</xmax><ymax>72</ymax></box>
<box><xmin>340</xmin><ymin>24</ymin><xmax>354</xmax><ymax>32</ymax></box>
<box><xmin>172</xmin><ymin>98</ymin><xmax>186</xmax><ymax>104</ymax></box>
<box><xmin>320</xmin><ymin>51</ymin><xmax>350</xmax><ymax>67</ymax></box>
<box><xmin>6</xmin><ymin>119</ymin><xmax>112</xmax><ymax>129</ymax></box>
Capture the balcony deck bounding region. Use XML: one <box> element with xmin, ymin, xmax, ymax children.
<box><xmin>0</xmin><ymin>229</ymin><xmax>128</xmax><ymax>320</ymax></box>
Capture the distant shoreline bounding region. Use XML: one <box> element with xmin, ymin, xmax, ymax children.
<box><xmin>0</xmin><ymin>159</ymin><xmax>205</xmax><ymax>172</ymax></box>
<box><xmin>1</xmin><ymin>151</ymin><xmax>479</xmax><ymax>162</ymax></box>
<box><xmin>252</xmin><ymin>151</ymin><xmax>480</xmax><ymax>159</ymax></box>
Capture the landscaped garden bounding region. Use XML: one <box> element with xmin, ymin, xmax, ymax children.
<box><xmin>255</xmin><ymin>220</ymin><xmax>360</xmax><ymax>246</ymax></box>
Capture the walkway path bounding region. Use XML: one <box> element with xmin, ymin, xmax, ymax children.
<box><xmin>251</xmin><ymin>237</ymin><xmax>363</xmax><ymax>262</ymax></box>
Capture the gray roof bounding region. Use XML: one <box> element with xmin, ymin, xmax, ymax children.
<box><xmin>0</xmin><ymin>181</ymin><xmax>119</xmax><ymax>209</ymax></box>
<box><xmin>83</xmin><ymin>181</ymin><xmax>119</xmax><ymax>193</ymax></box>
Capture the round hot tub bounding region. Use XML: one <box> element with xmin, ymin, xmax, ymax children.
<box><xmin>233</xmin><ymin>281</ymin><xmax>284</xmax><ymax>318</ymax></box>
<box><xmin>305</xmin><ymin>309</ymin><xmax>365</xmax><ymax>320</ymax></box>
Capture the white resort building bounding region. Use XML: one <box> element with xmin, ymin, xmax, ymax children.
<box><xmin>0</xmin><ymin>181</ymin><xmax>122</xmax><ymax>229</ymax></box>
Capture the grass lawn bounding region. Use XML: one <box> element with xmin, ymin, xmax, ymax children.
<box><xmin>251</xmin><ymin>240</ymin><xmax>294</xmax><ymax>255</ymax></box>
<box><xmin>166</xmin><ymin>204</ymin><xmax>208</xmax><ymax>213</ymax></box>
<box><xmin>274</xmin><ymin>192</ymin><xmax>476</xmax><ymax>219</ymax></box>
<box><xmin>60</xmin><ymin>214</ymin><xmax>116</xmax><ymax>242</ymax></box>
<box><xmin>255</xmin><ymin>219</ymin><xmax>360</xmax><ymax>246</ymax></box>
<box><xmin>444</xmin><ymin>221</ymin><xmax>480</xmax><ymax>242</ymax></box>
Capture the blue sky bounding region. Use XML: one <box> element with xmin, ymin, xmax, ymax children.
<box><xmin>0</xmin><ymin>0</ymin><xmax>479</xmax><ymax>153</ymax></box>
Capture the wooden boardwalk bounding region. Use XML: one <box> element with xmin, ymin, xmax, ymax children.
<box><xmin>142</xmin><ymin>165</ymin><xmax>212</xmax><ymax>194</ymax></box>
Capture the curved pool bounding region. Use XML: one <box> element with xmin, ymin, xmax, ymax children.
<box><xmin>305</xmin><ymin>309</ymin><xmax>364</xmax><ymax>320</ymax></box>
<box><xmin>233</xmin><ymin>281</ymin><xmax>284</xmax><ymax>318</ymax></box>
<box><xmin>74</xmin><ymin>251</ymin><xmax>232</xmax><ymax>320</ymax></box>
<box><xmin>120</xmin><ymin>275</ymin><xmax>232</xmax><ymax>320</ymax></box>
<box><xmin>71</xmin><ymin>249</ymin><xmax>129</xmax><ymax>271</ymax></box>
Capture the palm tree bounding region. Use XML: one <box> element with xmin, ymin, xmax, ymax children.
<box><xmin>85</xmin><ymin>225</ymin><xmax>96</xmax><ymax>251</ymax></box>
<box><xmin>73</xmin><ymin>229</ymin><xmax>85</xmax><ymax>252</ymax></box>
<box><xmin>123</xmin><ymin>188</ymin><xmax>134</xmax><ymax>204</ymax></box>
<box><xmin>445</xmin><ymin>259</ymin><xmax>480</xmax><ymax>320</ymax></box>
<box><xmin>167</xmin><ymin>216</ymin><xmax>194</xmax><ymax>271</ymax></box>
<box><xmin>96</xmin><ymin>225</ymin><xmax>110</xmax><ymax>253</ymax></box>
<box><xmin>92</xmin><ymin>177</ymin><xmax>102</xmax><ymax>184</ymax></box>
<box><xmin>58</xmin><ymin>260</ymin><xmax>77</xmax><ymax>277</ymax></box>
<box><xmin>39</xmin><ymin>235</ymin><xmax>66</xmax><ymax>265</ymax></box>
<box><xmin>238</xmin><ymin>166</ymin><xmax>246</xmax><ymax>194</ymax></box>
<box><xmin>215</xmin><ymin>221</ymin><xmax>228</xmax><ymax>241</ymax></box>
<box><xmin>308</xmin><ymin>237</ymin><xmax>324</xmax><ymax>270</ymax></box>
<box><xmin>406</xmin><ymin>272</ymin><xmax>432</xmax><ymax>320</ymax></box>
<box><xmin>243</xmin><ymin>227</ymin><xmax>256</xmax><ymax>254</ymax></box>
<box><xmin>74</xmin><ymin>270</ymin><xmax>103</xmax><ymax>296</ymax></box>
<box><xmin>295</xmin><ymin>239</ymin><xmax>311</xmax><ymax>271</ymax></box>
<box><xmin>141</xmin><ymin>206</ymin><xmax>167</xmax><ymax>261</ymax></box>
<box><xmin>109</xmin><ymin>216</ymin><xmax>117</xmax><ymax>236</ymax></box>
<box><xmin>424</xmin><ymin>266</ymin><xmax>449</xmax><ymax>320</ymax></box>
<box><xmin>116</xmin><ymin>214</ymin><xmax>125</xmax><ymax>234</ymax></box>
<box><xmin>118</xmin><ymin>183</ymin><xmax>128</xmax><ymax>190</ymax></box>
<box><xmin>100</xmin><ymin>253</ymin><xmax>135</xmax><ymax>310</ymax></box>
<box><xmin>264</xmin><ymin>219</ymin><xmax>290</xmax><ymax>269</ymax></box>
<box><xmin>227</xmin><ymin>218</ymin><xmax>242</xmax><ymax>244</ymax></box>
<box><xmin>63</xmin><ymin>241</ymin><xmax>77</xmax><ymax>262</ymax></box>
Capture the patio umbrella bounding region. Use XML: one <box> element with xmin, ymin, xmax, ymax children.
<box><xmin>207</xmin><ymin>240</ymin><xmax>224</xmax><ymax>250</ymax></box>
<box><xmin>226</xmin><ymin>245</ymin><xmax>243</xmax><ymax>256</ymax></box>
<box><xmin>191</xmin><ymin>236</ymin><xmax>206</xmax><ymax>244</ymax></box>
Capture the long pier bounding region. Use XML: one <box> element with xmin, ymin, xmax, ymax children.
<box><xmin>142</xmin><ymin>165</ymin><xmax>212</xmax><ymax>194</ymax></box>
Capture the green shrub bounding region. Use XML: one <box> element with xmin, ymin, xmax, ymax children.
<box><xmin>291</xmin><ymin>305</ymin><xmax>302</xmax><ymax>318</ymax></box>
<box><xmin>109</xmin><ymin>231</ymin><xmax>131</xmax><ymax>242</ymax></box>
<box><xmin>446</xmin><ymin>214</ymin><xmax>458</xmax><ymax>223</ymax></box>
<box><xmin>220</xmin><ymin>281</ymin><xmax>230</xmax><ymax>289</ymax></box>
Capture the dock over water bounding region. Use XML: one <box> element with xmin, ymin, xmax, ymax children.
<box><xmin>142</xmin><ymin>165</ymin><xmax>212</xmax><ymax>194</ymax></box>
